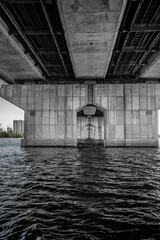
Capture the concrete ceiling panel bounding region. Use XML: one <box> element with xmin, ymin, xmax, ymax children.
<box><xmin>142</xmin><ymin>57</ymin><xmax>160</xmax><ymax>78</ymax></box>
<box><xmin>70</xmin><ymin>32</ymin><xmax>114</xmax><ymax>53</ymax></box>
<box><xmin>73</xmin><ymin>52</ymin><xmax>109</xmax><ymax>77</ymax></box>
<box><xmin>64</xmin><ymin>13</ymin><xmax>118</xmax><ymax>33</ymax></box>
<box><xmin>61</xmin><ymin>0</ymin><xmax>123</xmax><ymax>13</ymax></box>
<box><xmin>0</xmin><ymin>18</ymin><xmax>43</xmax><ymax>81</ymax></box>
<box><xmin>58</xmin><ymin>0</ymin><xmax>127</xmax><ymax>78</ymax></box>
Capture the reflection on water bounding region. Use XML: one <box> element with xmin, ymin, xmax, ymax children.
<box><xmin>0</xmin><ymin>139</ymin><xmax>160</xmax><ymax>240</ymax></box>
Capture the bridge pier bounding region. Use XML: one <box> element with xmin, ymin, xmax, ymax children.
<box><xmin>0</xmin><ymin>83</ymin><xmax>159</xmax><ymax>147</ymax></box>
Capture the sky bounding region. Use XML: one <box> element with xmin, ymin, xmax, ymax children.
<box><xmin>0</xmin><ymin>97</ymin><xmax>24</xmax><ymax>130</ymax></box>
<box><xmin>0</xmin><ymin>80</ymin><xmax>24</xmax><ymax>130</ymax></box>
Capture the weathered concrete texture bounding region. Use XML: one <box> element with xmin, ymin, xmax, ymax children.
<box><xmin>93</xmin><ymin>84</ymin><xmax>159</xmax><ymax>146</ymax></box>
<box><xmin>77</xmin><ymin>116</ymin><xmax>104</xmax><ymax>140</ymax></box>
<box><xmin>58</xmin><ymin>0</ymin><xmax>127</xmax><ymax>78</ymax></box>
<box><xmin>0</xmin><ymin>84</ymin><xmax>87</xmax><ymax>146</ymax></box>
<box><xmin>0</xmin><ymin>17</ymin><xmax>43</xmax><ymax>81</ymax></box>
<box><xmin>141</xmin><ymin>51</ymin><xmax>160</xmax><ymax>78</ymax></box>
<box><xmin>0</xmin><ymin>83</ymin><xmax>160</xmax><ymax>147</ymax></box>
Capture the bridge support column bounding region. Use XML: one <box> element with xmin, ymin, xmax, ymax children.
<box><xmin>93</xmin><ymin>84</ymin><xmax>159</xmax><ymax>146</ymax></box>
<box><xmin>0</xmin><ymin>83</ymin><xmax>160</xmax><ymax>147</ymax></box>
<box><xmin>0</xmin><ymin>84</ymin><xmax>87</xmax><ymax>146</ymax></box>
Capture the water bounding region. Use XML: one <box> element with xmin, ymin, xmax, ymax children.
<box><xmin>0</xmin><ymin>139</ymin><xmax>160</xmax><ymax>240</ymax></box>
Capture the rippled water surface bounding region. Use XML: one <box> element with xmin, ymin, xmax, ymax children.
<box><xmin>0</xmin><ymin>139</ymin><xmax>160</xmax><ymax>240</ymax></box>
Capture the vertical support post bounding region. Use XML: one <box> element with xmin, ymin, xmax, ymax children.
<box><xmin>87</xmin><ymin>85</ymin><xmax>93</xmax><ymax>139</ymax></box>
<box><xmin>123</xmin><ymin>84</ymin><xmax>126</xmax><ymax>146</ymax></box>
<box><xmin>88</xmin><ymin>85</ymin><xmax>93</xmax><ymax>105</ymax></box>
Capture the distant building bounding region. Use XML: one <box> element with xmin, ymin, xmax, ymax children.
<box><xmin>13</xmin><ymin>120</ymin><xmax>24</xmax><ymax>134</ymax></box>
<box><xmin>0</xmin><ymin>124</ymin><xmax>3</xmax><ymax>133</ymax></box>
<box><xmin>7</xmin><ymin>127</ymin><xmax>12</xmax><ymax>134</ymax></box>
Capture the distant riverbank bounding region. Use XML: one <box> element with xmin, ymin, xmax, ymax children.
<box><xmin>0</xmin><ymin>131</ymin><xmax>23</xmax><ymax>138</ymax></box>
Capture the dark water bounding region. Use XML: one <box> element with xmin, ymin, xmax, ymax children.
<box><xmin>0</xmin><ymin>139</ymin><xmax>160</xmax><ymax>240</ymax></box>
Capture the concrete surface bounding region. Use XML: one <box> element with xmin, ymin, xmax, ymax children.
<box><xmin>141</xmin><ymin>50</ymin><xmax>160</xmax><ymax>78</ymax></box>
<box><xmin>0</xmin><ymin>83</ymin><xmax>159</xmax><ymax>147</ymax></box>
<box><xmin>0</xmin><ymin>17</ymin><xmax>43</xmax><ymax>82</ymax></box>
<box><xmin>58</xmin><ymin>0</ymin><xmax>127</xmax><ymax>78</ymax></box>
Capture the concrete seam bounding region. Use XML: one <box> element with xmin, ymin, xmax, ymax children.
<box><xmin>56</xmin><ymin>85</ymin><xmax>58</xmax><ymax>142</ymax></box>
<box><xmin>42</xmin><ymin>84</ymin><xmax>43</xmax><ymax>143</ymax></box>
<box><xmin>123</xmin><ymin>84</ymin><xmax>126</xmax><ymax>146</ymax></box>
<box><xmin>65</xmin><ymin>85</ymin><xmax>67</xmax><ymax>141</ymax></box>
<box><xmin>49</xmin><ymin>85</ymin><xmax>51</xmax><ymax>140</ymax></box>
<box><xmin>146</xmin><ymin>84</ymin><xmax>149</xmax><ymax>145</ymax></box>
<box><xmin>100</xmin><ymin>84</ymin><xmax>102</xmax><ymax>107</ymax></box>
<box><xmin>33</xmin><ymin>85</ymin><xmax>35</xmax><ymax>141</ymax></box>
<box><xmin>114</xmin><ymin>85</ymin><xmax>116</xmax><ymax>146</ymax></box>
<box><xmin>139</xmin><ymin>84</ymin><xmax>141</xmax><ymax>144</ymax></box>
<box><xmin>154</xmin><ymin>84</ymin><xmax>158</xmax><ymax>144</ymax></box>
<box><xmin>131</xmin><ymin>84</ymin><xmax>133</xmax><ymax>145</ymax></box>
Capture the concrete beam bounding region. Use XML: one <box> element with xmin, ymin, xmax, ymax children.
<box><xmin>9</xmin><ymin>29</ymin><xmax>62</xmax><ymax>36</ymax></box>
<box><xmin>115</xmin><ymin>47</ymin><xmax>156</xmax><ymax>53</ymax></box>
<box><xmin>0</xmin><ymin>83</ymin><xmax>159</xmax><ymax>147</ymax></box>
<box><xmin>1</xmin><ymin>0</ymin><xmax>52</xmax><ymax>3</ymax></box>
<box><xmin>25</xmin><ymin>49</ymin><xmax>67</xmax><ymax>55</ymax></box>
<box><xmin>123</xmin><ymin>25</ymin><xmax>160</xmax><ymax>33</ymax></box>
<box><xmin>57</xmin><ymin>0</ymin><xmax>128</xmax><ymax>78</ymax></box>
<box><xmin>0</xmin><ymin>16</ymin><xmax>44</xmax><ymax>83</ymax></box>
<box><xmin>0</xmin><ymin>3</ymin><xmax>49</xmax><ymax>78</ymax></box>
<box><xmin>140</xmin><ymin>50</ymin><xmax>160</xmax><ymax>78</ymax></box>
<box><xmin>0</xmin><ymin>69</ymin><xmax>15</xmax><ymax>84</ymax></box>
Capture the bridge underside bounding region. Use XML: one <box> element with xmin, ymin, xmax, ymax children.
<box><xmin>1</xmin><ymin>83</ymin><xmax>159</xmax><ymax>147</ymax></box>
<box><xmin>0</xmin><ymin>1</ymin><xmax>160</xmax><ymax>146</ymax></box>
<box><xmin>0</xmin><ymin>0</ymin><xmax>160</xmax><ymax>84</ymax></box>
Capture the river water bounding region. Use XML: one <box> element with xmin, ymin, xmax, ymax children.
<box><xmin>0</xmin><ymin>139</ymin><xmax>160</xmax><ymax>240</ymax></box>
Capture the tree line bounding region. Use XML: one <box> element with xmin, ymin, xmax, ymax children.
<box><xmin>0</xmin><ymin>131</ymin><xmax>24</xmax><ymax>138</ymax></box>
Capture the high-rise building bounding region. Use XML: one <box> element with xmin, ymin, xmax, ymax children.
<box><xmin>13</xmin><ymin>120</ymin><xmax>24</xmax><ymax>134</ymax></box>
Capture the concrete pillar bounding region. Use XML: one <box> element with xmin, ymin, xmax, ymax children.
<box><xmin>93</xmin><ymin>83</ymin><xmax>159</xmax><ymax>147</ymax></box>
<box><xmin>0</xmin><ymin>83</ymin><xmax>159</xmax><ymax>147</ymax></box>
<box><xmin>0</xmin><ymin>84</ymin><xmax>87</xmax><ymax>146</ymax></box>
